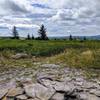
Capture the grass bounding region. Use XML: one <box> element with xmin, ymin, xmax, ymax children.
<box><xmin>0</xmin><ymin>39</ymin><xmax>100</xmax><ymax>78</ymax></box>
<box><xmin>0</xmin><ymin>39</ymin><xmax>70</xmax><ymax>56</ymax></box>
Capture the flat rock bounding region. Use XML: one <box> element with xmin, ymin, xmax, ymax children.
<box><xmin>37</xmin><ymin>77</ymin><xmax>54</xmax><ymax>88</ymax></box>
<box><xmin>7</xmin><ymin>87</ymin><xmax>24</xmax><ymax>97</ymax></box>
<box><xmin>0</xmin><ymin>89</ymin><xmax>8</xmax><ymax>99</ymax></box>
<box><xmin>51</xmin><ymin>93</ymin><xmax>64</xmax><ymax>100</ymax></box>
<box><xmin>88</xmin><ymin>94</ymin><xmax>100</xmax><ymax>100</ymax></box>
<box><xmin>41</xmin><ymin>64</ymin><xmax>60</xmax><ymax>69</ymax></box>
<box><xmin>24</xmin><ymin>83</ymin><xmax>55</xmax><ymax>100</ymax></box>
<box><xmin>17</xmin><ymin>78</ymin><xmax>33</xmax><ymax>87</ymax></box>
<box><xmin>54</xmin><ymin>82</ymin><xmax>75</xmax><ymax>93</ymax></box>
<box><xmin>77</xmin><ymin>92</ymin><xmax>88</xmax><ymax>100</ymax></box>
<box><xmin>37</xmin><ymin>78</ymin><xmax>76</xmax><ymax>93</ymax></box>
<box><xmin>77</xmin><ymin>92</ymin><xmax>100</xmax><ymax>100</ymax></box>
<box><xmin>94</xmin><ymin>90</ymin><xmax>100</xmax><ymax>97</ymax></box>
<box><xmin>16</xmin><ymin>95</ymin><xmax>28</xmax><ymax>100</ymax></box>
<box><xmin>27</xmin><ymin>99</ymin><xmax>40</xmax><ymax>100</ymax></box>
<box><xmin>90</xmin><ymin>89</ymin><xmax>100</xmax><ymax>97</ymax></box>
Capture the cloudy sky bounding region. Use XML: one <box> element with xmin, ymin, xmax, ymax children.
<box><xmin>0</xmin><ymin>0</ymin><xmax>100</xmax><ymax>37</ymax></box>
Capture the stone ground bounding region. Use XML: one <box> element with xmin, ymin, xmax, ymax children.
<box><xmin>0</xmin><ymin>64</ymin><xmax>100</xmax><ymax>100</ymax></box>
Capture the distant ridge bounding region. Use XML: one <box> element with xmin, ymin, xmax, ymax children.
<box><xmin>0</xmin><ymin>35</ymin><xmax>100</xmax><ymax>40</ymax></box>
<box><xmin>49</xmin><ymin>35</ymin><xmax>100</xmax><ymax>40</ymax></box>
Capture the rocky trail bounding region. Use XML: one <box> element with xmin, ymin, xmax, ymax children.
<box><xmin>0</xmin><ymin>64</ymin><xmax>100</xmax><ymax>100</ymax></box>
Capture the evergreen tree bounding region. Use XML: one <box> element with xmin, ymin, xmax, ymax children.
<box><xmin>83</xmin><ymin>36</ymin><xmax>87</xmax><ymax>41</ymax></box>
<box><xmin>38</xmin><ymin>24</ymin><xmax>48</xmax><ymax>40</ymax></box>
<box><xmin>27</xmin><ymin>33</ymin><xmax>31</xmax><ymax>40</ymax></box>
<box><xmin>69</xmin><ymin>34</ymin><xmax>73</xmax><ymax>40</ymax></box>
<box><xmin>32</xmin><ymin>34</ymin><xmax>34</xmax><ymax>40</ymax></box>
<box><xmin>12</xmin><ymin>26</ymin><xmax>19</xmax><ymax>39</ymax></box>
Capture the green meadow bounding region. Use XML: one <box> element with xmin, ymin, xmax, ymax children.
<box><xmin>0</xmin><ymin>39</ymin><xmax>100</xmax><ymax>77</ymax></box>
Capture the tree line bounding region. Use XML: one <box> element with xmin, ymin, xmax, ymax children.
<box><xmin>12</xmin><ymin>24</ymin><xmax>87</xmax><ymax>41</ymax></box>
<box><xmin>12</xmin><ymin>24</ymin><xmax>48</xmax><ymax>40</ymax></box>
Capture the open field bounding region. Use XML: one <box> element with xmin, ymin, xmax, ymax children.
<box><xmin>0</xmin><ymin>39</ymin><xmax>100</xmax><ymax>78</ymax></box>
<box><xmin>0</xmin><ymin>39</ymin><xmax>100</xmax><ymax>56</ymax></box>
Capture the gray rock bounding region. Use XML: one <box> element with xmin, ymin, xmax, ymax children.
<box><xmin>27</xmin><ymin>99</ymin><xmax>40</xmax><ymax>100</ymax></box>
<box><xmin>24</xmin><ymin>83</ymin><xmax>55</xmax><ymax>100</ymax></box>
<box><xmin>7</xmin><ymin>87</ymin><xmax>24</xmax><ymax>97</ymax></box>
<box><xmin>54</xmin><ymin>82</ymin><xmax>75</xmax><ymax>93</ymax></box>
<box><xmin>16</xmin><ymin>95</ymin><xmax>28</xmax><ymax>100</ymax></box>
<box><xmin>83</xmin><ymin>82</ymin><xmax>97</xmax><ymax>89</ymax></box>
<box><xmin>11</xmin><ymin>53</ymin><xmax>28</xmax><ymax>59</ymax></box>
<box><xmin>61</xmin><ymin>76</ymin><xmax>72</xmax><ymax>82</ymax></box>
<box><xmin>75</xmin><ymin>77</ymin><xmax>84</xmax><ymax>82</ymax></box>
<box><xmin>77</xmin><ymin>92</ymin><xmax>88</xmax><ymax>100</ymax></box>
<box><xmin>94</xmin><ymin>90</ymin><xmax>100</xmax><ymax>97</ymax></box>
<box><xmin>90</xmin><ymin>89</ymin><xmax>100</xmax><ymax>97</ymax></box>
<box><xmin>0</xmin><ymin>89</ymin><xmax>8</xmax><ymax>99</ymax></box>
<box><xmin>41</xmin><ymin>64</ymin><xmax>60</xmax><ymax>69</ymax></box>
<box><xmin>77</xmin><ymin>92</ymin><xmax>100</xmax><ymax>100</ymax></box>
<box><xmin>0</xmin><ymin>79</ymin><xmax>16</xmax><ymax>91</ymax></box>
<box><xmin>51</xmin><ymin>93</ymin><xmax>64</xmax><ymax>100</ymax></box>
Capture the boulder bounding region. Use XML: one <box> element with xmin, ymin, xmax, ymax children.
<box><xmin>83</xmin><ymin>82</ymin><xmax>97</xmax><ymax>89</ymax></box>
<box><xmin>77</xmin><ymin>92</ymin><xmax>88</xmax><ymax>100</ymax></box>
<box><xmin>24</xmin><ymin>84</ymin><xmax>35</xmax><ymax>98</ymax></box>
<box><xmin>27</xmin><ymin>99</ymin><xmax>40</xmax><ymax>100</ymax></box>
<box><xmin>54</xmin><ymin>82</ymin><xmax>75</xmax><ymax>93</ymax></box>
<box><xmin>37</xmin><ymin>78</ymin><xmax>76</xmax><ymax>94</ymax></box>
<box><xmin>17</xmin><ymin>78</ymin><xmax>33</xmax><ymax>87</ymax></box>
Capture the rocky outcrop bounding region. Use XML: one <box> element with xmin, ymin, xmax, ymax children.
<box><xmin>0</xmin><ymin>64</ymin><xmax>100</xmax><ymax>100</ymax></box>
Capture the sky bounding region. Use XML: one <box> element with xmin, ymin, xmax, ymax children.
<box><xmin>0</xmin><ymin>0</ymin><xmax>100</xmax><ymax>37</ymax></box>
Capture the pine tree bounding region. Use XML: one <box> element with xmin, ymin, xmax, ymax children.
<box><xmin>69</xmin><ymin>34</ymin><xmax>73</xmax><ymax>40</ymax></box>
<box><xmin>83</xmin><ymin>36</ymin><xmax>87</xmax><ymax>41</ymax></box>
<box><xmin>38</xmin><ymin>24</ymin><xmax>48</xmax><ymax>40</ymax></box>
<box><xmin>32</xmin><ymin>34</ymin><xmax>34</xmax><ymax>40</ymax></box>
<box><xmin>27</xmin><ymin>33</ymin><xmax>31</xmax><ymax>40</ymax></box>
<box><xmin>12</xmin><ymin>26</ymin><xmax>19</xmax><ymax>39</ymax></box>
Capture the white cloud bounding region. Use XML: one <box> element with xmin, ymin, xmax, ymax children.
<box><xmin>0</xmin><ymin>0</ymin><xmax>33</xmax><ymax>15</ymax></box>
<box><xmin>0</xmin><ymin>0</ymin><xmax>100</xmax><ymax>36</ymax></box>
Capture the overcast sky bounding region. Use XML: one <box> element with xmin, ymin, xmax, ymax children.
<box><xmin>0</xmin><ymin>0</ymin><xmax>100</xmax><ymax>37</ymax></box>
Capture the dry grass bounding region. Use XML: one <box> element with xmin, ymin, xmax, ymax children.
<box><xmin>48</xmin><ymin>49</ymin><xmax>99</xmax><ymax>69</ymax></box>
